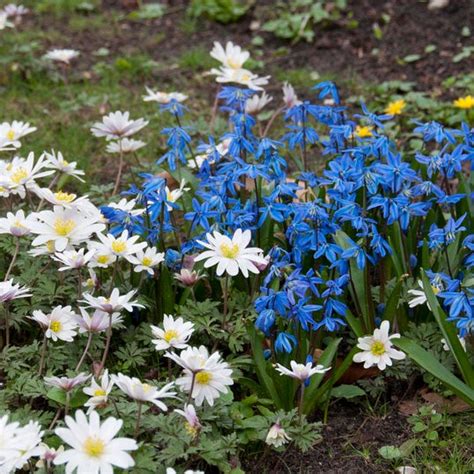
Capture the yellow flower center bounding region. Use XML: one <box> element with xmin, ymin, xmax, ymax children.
<box><xmin>13</xmin><ymin>219</ymin><xmax>26</xmax><ymax>229</ymax></box>
<box><xmin>195</xmin><ymin>370</ymin><xmax>212</xmax><ymax>385</ymax></box>
<box><xmin>62</xmin><ymin>159</ymin><xmax>69</xmax><ymax>166</ymax></box>
<box><xmin>83</xmin><ymin>437</ymin><xmax>105</xmax><ymax>458</ymax></box>
<box><xmin>163</xmin><ymin>329</ymin><xmax>178</xmax><ymax>343</ymax></box>
<box><xmin>432</xmin><ymin>286</ymin><xmax>440</xmax><ymax>295</ymax></box>
<box><xmin>354</xmin><ymin>125</ymin><xmax>373</xmax><ymax>138</ymax></box>
<box><xmin>370</xmin><ymin>340</ymin><xmax>386</xmax><ymax>356</ymax></box>
<box><xmin>141</xmin><ymin>383</ymin><xmax>152</xmax><ymax>393</ymax></box>
<box><xmin>228</xmin><ymin>58</ymin><xmax>240</xmax><ymax>69</ymax></box>
<box><xmin>11</xmin><ymin>168</ymin><xmax>28</xmax><ymax>184</ymax></box>
<box><xmin>54</xmin><ymin>191</ymin><xmax>76</xmax><ymax>203</ymax></box>
<box><xmin>111</xmin><ymin>240</ymin><xmax>126</xmax><ymax>253</ymax></box>
<box><xmin>46</xmin><ymin>241</ymin><xmax>55</xmax><ymax>253</ymax></box>
<box><xmin>220</xmin><ymin>243</ymin><xmax>239</xmax><ymax>259</ymax></box>
<box><xmin>54</xmin><ymin>218</ymin><xmax>76</xmax><ymax>236</ymax></box>
<box><xmin>185</xmin><ymin>422</ymin><xmax>198</xmax><ymax>437</ymax></box>
<box><xmin>6</xmin><ymin>129</ymin><xmax>15</xmax><ymax>141</ymax></box>
<box><xmin>50</xmin><ymin>321</ymin><xmax>62</xmax><ymax>332</ymax></box>
<box><xmin>97</xmin><ymin>255</ymin><xmax>110</xmax><ymax>264</ymax></box>
<box><xmin>142</xmin><ymin>256</ymin><xmax>152</xmax><ymax>266</ymax></box>
<box><xmin>93</xmin><ymin>388</ymin><xmax>106</xmax><ymax>397</ymax></box>
<box><xmin>241</xmin><ymin>72</ymin><xmax>251</xmax><ymax>82</ymax></box>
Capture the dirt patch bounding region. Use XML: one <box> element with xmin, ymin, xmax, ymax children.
<box><xmin>244</xmin><ymin>403</ymin><xmax>410</xmax><ymax>473</ymax></box>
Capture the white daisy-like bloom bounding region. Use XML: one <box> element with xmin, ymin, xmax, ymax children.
<box><xmin>29</xmin><ymin>205</ymin><xmax>106</xmax><ymax>252</ymax></box>
<box><xmin>0</xmin><ymin>209</ymin><xmax>34</xmax><ymax>237</ymax></box>
<box><xmin>441</xmin><ymin>336</ymin><xmax>466</xmax><ymax>352</ymax></box>
<box><xmin>164</xmin><ymin>178</ymin><xmax>190</xmax><ymax>211</ymax></box>
<box><xmin>52</xmin><ymin>248</ymin><xmax>95</xmax><ymax>271</ymax></box>
<box><xmin>166</xmin><ymin>469</ymin><xmax>205</xmax><ymax>474</ymax></box>
<box><xmin>3</xmin><ymin>4</ymin><xmax>29</xmax><ymax>19</ymax></box>
<box><xmin>0</xmin><ymin>120</ymin><xmax>36</xmax><ymax>146</ymax></box>
<box><xmin>211</xmin><ymin>67</ymin><xmax>270</xmax><ymax>91</ymax></box>
<box><xmin>282</xmin><ymin>82</ymin><xmax>302</xmax><ymax>108</ymax></box>
<box><xmin>150</xmin><ymin>314</ymin><xmax>194</xmax><ymax>351</ymax></box>
<box><xmin>88</xmin><ymin>247</ymin><xmax>117</xmax><ymax>269</ymax></box>
<box><xmin>106</xmin><ymin>138</ymin><xmax>146</xmax><ymax>154</ymax></box>
<box><xmin>265</xmin><ymin>421</ymin><xmax>291</xmax><ymax>448</ymax></box>
<box><xmin>194</xmin><ymin>228</ymin><xmax>266</xmax><ymax>277</ymax></box>
<box><xmin>274</xmin><ymin>360</ymin><xmax>330</xmax><ymax>382</ymax></box>
<box><xmin>210</xmin><ymin>41</ymin><xmax>250</xmax><ymax>70</ymax></box>
<box><xmin>143</xmin><ymin>87</ymin><xmax>188</xmax><ymax>104</ymax></box>
<box><xmin>188</xmin><ymin>138</ymin><xmax>231</xmax><ymax>169</ymax></box>
<box><xmin>43</xmin><ymin>150</ymin><xmax>85</xmax><ymax>182</ymax></box>
<box><xmin>54</xmin><ymin>410</ymin><xmax>138</xmax><ymax>473</ymax></box>
<box><xmin>0</xmin><ymin>135</ymin><xmax>18</xmax><ymax>152</ymax></box>
<box><xmin>165</xmin><ymin>346</ymin><xmax>233</xmax><ymax>406</ymax></box>
<box><xmin>90</xmin><ymin>111</ymin><xmax>148</xmax><ymax>141</ymax></box>
<box><xmin>30</xmin><ymin>305</ymin><xmax>78</xmax><ymax>342</ymax></box>
<box><xmin>81</xmin><ymin>288</ymin><xmax>144</xmax><ymax>314</ymax></box>
<box><xmin>44</xmin><ymin>48</ymin><xmax>80</xmax><ymax>64</ymax></box>
<box><xmin>74</xmin><ymin>307</ymin><xmax>122</xmax><ymax>334</ymax></box>
<box><xmin>92</xmin><ymin>229</ymin><xmax>147</xmax><ymax>260</ymax></box>
<box><xmin>33</xmin><ymin>187</ymin><xmax>90</xmax><ymax>209</ymax></box>
<box><xmin>353</xmin><ymin>321</ymin><xmax>406</xmax><ymax>370</ymax></box>
<box><xmin>174</xmin><ymin>404</ymin><xmax>201</xmax><ymax>437</ymax></box>
<box><xmin>28</xmin><ymin>240</ymin><xmax>62</xmax><ymax>257</ymax></box>
<box><xmin>0</xmin><ymin>418</ymin><xmax>44</xmax><ymax>473</ymax></box>
<box><xmin>44</xmin><ymin>373</ymin><xmax>90</xmax><ymax>392</ymax></box>
<box><xmin>83</xmin><ymin>370</ymin><xmax>114</xmax><ymax>413</ymax></box>
<box><xmin>112</xmin><ymin>373</ymin><xmax>176</xmax><ymax>410</ymax></box>
<box><xmin>0</xmin><ymin>153</ymin><xmax>55</xmax><ymax>197</ymax></box>
<box><xmin>245</xmin><ymin>91</ymin><xmax>273</xmax><ymax>114</ymax></box>
<box><xmin>174</xmin><ymin>268</ymin><xmax>204</xmax><ymax>287</ymax></box>
<box><xmin>0</xmin><ymin>279</ymin><xmax>31</xmax><ymax>302</ymax></box>
<box><xmin>0</xmin><ymin>12</ymin><xmax>13</xmax><ymax>30</ymax></box>
<box><xmin>127</xmin><ymin>246</ymin><xmax>165</xmax><ymax>275</ymax></box>
<box><xmin>407</xmin><ymin>279</ymin><xmax>442</xmax><ymax>310</ymax></box>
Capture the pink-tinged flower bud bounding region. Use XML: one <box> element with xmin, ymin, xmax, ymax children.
<box><xmin>255</xmin><ymin>254</ymin><xmax>270</xmax><ymax>272</ymax></box>
<box><xmin>265</xmin><ymin>421</ymin><xmax>291</xmax><ymax>448</ymax></box>
<box><xmin>174</xmin><ymin>268</ymin><xmax>203</xmax><ymax>287</ymax></box>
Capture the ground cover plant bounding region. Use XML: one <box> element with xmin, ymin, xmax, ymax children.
<box><xmin>0</xmin><ymin>1</ymin><xmax>473</xmax><ymax>473</ymax></box>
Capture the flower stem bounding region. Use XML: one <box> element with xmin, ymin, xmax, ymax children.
<box><xmin>222</xmin><ymin>275</ymin><xmax>229</xmax><ymax>329</ymax></box>
<box><xmin>38</xmin><ymin>334</ymin><xmax>48</xmax><ymax>376</ymax></box>
<box><xmin>112</xmin><ymin>141</ymin><xmax>124</xmax><ymax>195</ymax></box>
<box><xmin>134</xmin><ymin>401</ymin><xmax>143</xmax><ymax>438</ymax></box>
<box><xmin>99</xmin><ymin>313</ymin><xmax>113</xmax><ymax>372</ymax></box>
<box><xmin>187</xmin><ymin>372</ymin><xmax>197</xmax><ymax>404</ymax></box>
<box><xmin>75</xmin><ymin>332</ymin><xmax>93</xmax><ymax>372</ymax></box>
<box><xmin>3</xmin><ymin>303</ymin><xmax>11</xmax><ymax>348</ymax></box>
<box><xmin>298</xmin><ymin>382</ymin><xmax>305</xmax><ymax>424</ymax></box>
<box><xmin>4</xmin><ymin>238</ymin><xmax>20</xmax><ymax>282</ymax></box>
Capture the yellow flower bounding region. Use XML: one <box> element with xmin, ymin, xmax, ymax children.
<box><xmin>385</xmin><ymin>99</ymin><xmax>406</xmax><ymax>116</ymax></box>
<box><xmin>354</xmin><ymin>125</ymin><xmax>373</xmax><ymax>138</ymax></box>
<box><xmin>453</xmin><ymin>95</ymin><xmax>474</xmax><ymax>110</ymax></box>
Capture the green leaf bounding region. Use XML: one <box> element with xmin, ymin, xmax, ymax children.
<box><xmin>393</xmin><ymin>337</ymin><xmax>474</xmax><ymax>405</ymax></box>
<box><xmin>331</xmin><ymin>384</ymin><xmax>365</xmax><ymax>399</ymax></box>
<box><xmin>403</xmin><ymin>54</ymin><xmax>422</xmax><ymax>63</ymax></box>
<box><xmin>378</xmin><ymin>445</ymin><xmax>402</xmax><ymax>460</ymax></box>
<box><xmin>421</xmin><ymin>270</ymin><xmax>474</xmax><ymax>388</ymax></box>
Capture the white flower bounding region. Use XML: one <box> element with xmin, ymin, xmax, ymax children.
<box><xmin>0</xmin><ymin>153</ymin><xmax>55</xmax><ymax>196</ymax></box>
<box><xmin>211</xmin><ymin>67</ymin><xmax>270</xmax><ymax>91</ymax></box>
<box><xmin>44</xmin><ymin>373</ymin><xmax>90</xmax><ymax>392</ymax></box>
<box><xmin>174</xmin><ymin>404</ymin><xmax>201</xmax><ymax>437</ymax></box>
<box><xmin>34</xmin><ymin>187</ymin><xmax>90</xmax><ymax>208</ymax></box>
<box><xmin>274</xmin><ymin>360</ymin><xmax>330</xmax><ymax>382</ymax></box>
<box><xmin>44</xmin><ymin>48</ymin><xmax>80</xmax><ymax>64</ymax></box>
<box><xmin>0</xmin><ymin>135</ymin><xmax>18</xmax><ymax>151</ymax></box>
<box><xmin>0</xmin><ymin>12</ymin><xmax>13</xmax><ymax>30</ymax></box>
<box><xmin>166</xmin><ymin>346</ymin><xmax>233</xmax><ymax>406</ymax></box>
<box><xmin>194</xmin><ymin>228</ymin><xmax>267</xmax><ymax>277</ymax></box>
<box><xmin>112</xmin><ymin>373</ymin><xmax>176</xmax><ymax>410</ymax></box>
<box><xmin>282</xmin><ymin>82</ymin><xmax>301</xmax><ymax>108</ymax></box>
<box><xmin>83</xmin><ymin>370</ymin><xmax>114</xmax><ymax>413</ymax></box>
<box><xmin>143</xmin><ymin>87</ymin><xmax>188</xmax><ymax>104</ymax></box>
<box><xmin>151</xmin><ymin>314</ymin><xmax>194</xmax><ymax>351</ymax></box>
<box><xmin>43</xmin><ymin>150</ymin><xmax>85</xmax><ymax>181</ymax></box>
<box><xmin>106</xmin><ymin>138</ymin><xmax>146</xmax><ymax>154</ymax></box>
<box><xmin>105</xmin><ymin>198</ymin><xmax>143</xmax><ymax>216</ymax></box>
<box><xmin>245</xmin><ymin>91</ymin><xmax>273</xmax><ymax>114</ymax></box>
<box><xmin>407</xmin><ymin>279</ymin><xmax>441</xmax><ymax>310</ymax></box>
<box><xmin>353</xmin><ymin>321</ymin><xmax>406</xmax><ymax>370</ymax></box>
<box><xmin>52</xmin><ymin>248</ymin><xmax>95</xmax><ymax>270</ymax></box>
<box><xmin>441</xmin><ymin>336</ymin><xmax>466</xmax><ymax>352</ymax></box>
<box><xmin>54</xmin><ymin>410</ymin><xmax>137</xmax><ymax>473</ymax></box>
<box><xmin>265</xmin><ymin>421</ymin><xmax>291</xmax><ymax>448</ymax></box>
<box><xmin>88</xmin><ymin>248</ymin><xmax>117</xmax><ymax>268</ymax></box>
<box><xmin>0</xmin><ymin>209</ymin><xmax>33</xmax><ymax>236</ymax></box>
<box><xmin>174</xmin><ymin>268</ymin><xmax>204</xmax><ymax>287</ymax></box>
<box><xmin>188</xmin><ymin>138</ymin><xmax>230</xmax><ymax>169</ymax></box>
<box><xmin>81</xmin><ymin>288</ymin><xmax>144</xmax><ymax>314</ymax></box>
<box><xmin>0</xmin><ymin>418</ymin><xmax>43</xmax><ymax>472</ymax></box>
<box><xmin>0</xmin><ymin>120</ymin><xmax>36</xmax><ymax>146</ymax></box>
<box><xmin>74</xmin><ymin>307</ymin><xmax>122</xmax><ymax>334</ymax></box>
<box><xmin>3</xmin><ymin>4</ymin><xmax>29</xmax><ymax>19</ymax></box>
<box><xmin>36</xmin><ymin>444</ymin><xmax>64</xmax><ymax>469</ymax></box>
<box><xmin>127</xmin><ymin>246</ymin><xmax>165</xmax><ymax>275</ymax></box>
<box><xmin>31</xmin><ymin>305</ymin><xmax>78</xmax><ymax>342</ymax></box>
<box><xmin>0</xmin><ymin>279</ymin><xmax>31</xmax><ymax>302</ymax></box>
<box><xmin>93</xmin><ymin>230</ymin><xmax>147</xmax><ymax>259</ymax></box>
<box><xmin>167</xmin><ymin>469</ymin><xmax>205</xmax><ymax>474</ymax></box>
<box><xmin>165</xmin><ymin>178</ymin><xmax>189</xmax><ymax>210</ymax></box>
<box><xmin>210</xmin><ymin>41</ymin><xmax>250</xmax><ymax>70</ymax></box>
<box><xmin>91</xmin><ymin>111</ymin><xmax>148</xmax><ymax>141</ymax></box>
<box><xmin>29</xmin><ymin>205</ymin><xmax>106</xmax><ymax>252</ymax></box>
